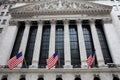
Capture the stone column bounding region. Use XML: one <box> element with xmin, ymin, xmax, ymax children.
<box><xmin>0</xmin><ymin>20</ymin><xmax>18</xmax><ymax>65</ymax></box>
<box><xmin>77</xmin><ymin>20</ymin><xmax>87</xmax><ymax>68</ymax></box>
<box><xmin>103</xmin><ymin>18</ymin><xmax>120</xmax><ymax>65</ymax></box>
<box><xmin>44</xmin><ymin>73</ymin><xmax>56</xmax><ymax>80</ymax></box>
<box><xmin>100</xmin><ymin>73</ymin><xmax>113</xmax><ymax>80</ymax></box>
<box><xmin>90</xmin><ymin>19</ymin><xmax>105</xmax><ymax>67</ymax></box>
<box><xmin>0</xmin><ymin>75</ymin><xmax>2</xmax><ymax>80</ymax></box>
<box><xmin>18</xmin><ymin>21</ymin><xmax>30</xmax><ymax>67</ymax></box>
<box><xmin>81</xmin><ymin>73</ymin><xmax>93</xmax><ymax>80</ymax></box>
<box><xmin>49</xmin><ymin>20</ymin><xmax>56</xmax><ymax>57</ymax></box>
<box><xmin>63</xmin><ymin>19</ymin><xmax>72</xmax><ymax>68</ymax></box>
<box><xmin>30</xmin><ymin>20</ymin><xmax>43</xmax><ymax>68</ymax></box>
<box><xmin>8</xmin><ymin>73</ymin><xmax>20</xmax><ymax>80</ymax></box>
<box><xmin>63</xmin><ymin>74</ymin><xmax>74</xmax><ymax>80</ymax></box>
<box><xmin>26</xmin><ymin>74</ymin><xmax>38</xmax><ymax>80</ymax></box>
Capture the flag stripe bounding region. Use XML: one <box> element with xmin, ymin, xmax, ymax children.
<box><xmin>7</xmin><ymin>52</ymin><xmax>23</xmax><ymax>70</ymax></box>
<box><xmin>86</xmin><ymin>53</ymin><xmax>95</xmax><ymax>67</ymax></box>
<box><xmin>46</xmin><ymin>52</ymin><xmax>58</xmax><ymax>69</ymax></box>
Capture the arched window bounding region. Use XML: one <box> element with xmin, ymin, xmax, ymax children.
<box><xmin>38</xmin><ymin>77</ymin><xmax>44</xmax><ymax>80</ymax></box>
<box><xmin>113</xmin><ymin>77</ymin><xmax>119</xmax><ymax>80</ymax></box>
<box><xmin>20</xmin><ymin>75</ymin><xmax>25</xmax><ymax>80</ymax></box>
<box><xmin>75</xmin><ymin>77</ymin><xmax>81</xmax><ymax>80</ymax></box>
<box><xmin>56</xmin><ymin>77</ymin><xmax>62</xmax><ymax>80</ymax></box>
<box><xmin>1</xmin><ymin>75</ymin><xmax>7</xmax><ymax>80</ymax></box>
<box><xmin>94</xmin><ymin>77</ymin><xmax>100</xmax><ymax>80</ymax></box>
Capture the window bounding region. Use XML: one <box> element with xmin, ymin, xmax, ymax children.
<box><xmin>0</xmin><ymin>28</ymin><xmax>3</xmax><ymax>33</ymax></box>
<box><xmin>3</xmin><ymin>5</ymin><xmax>7</xmax><ymax>9</ymax></box>
<box><xmin>39</xmin><ymin>21</ymin><xmax>51</xmax><ymax>68</ymax></box>
<box><xmin>5</xmin><ymin>12</ymin><xmax>9</xmax><ymax>16</ymax></box>
<box><xmin>94</xmin><ymin>77</ymin><xmax>100</xmax><ymax>80</ymax></box>
<box><xmin>113</xmin><ymin>77</ymin><xmax>119</xmax><ymax>80</ymax></box>
<box><xmin>55</xmin><ymin>20</ymin><xmax>64</xmax><ymax>68</ymax></box>
<box><xmin>56</xmin><ymin>77</ymin><xmax>62</xmax><ymax>80</ymax></box>
<box><xmin>38</xmin><ymin>77</ymin><xmax>44</xmax><ymax>80</ymax></box>
<box><xmin>0</xmin><ymin>12</ymin><xmax>4</xmax><ymax>16</ymax></box>
<box><xmin>82</xmin><ymin>20</ymin><xmax>98</xmax><ymax>67</ymax></box>
<box><xmin>1</xmin><ymin>75</ymin><xmax>7</xmax><ymax>80</ymax></box>
<box><xmin>23</xmin><ymin>21</ymin><xmax>38</xmax><ymax>68</ymax></box>
<box><xmin>9</xmin><ymin>5</ymin><xmax>12</xmax><ymax>9</ymax></box>
<box><xmin>10</xmin><ymin>22</ymin><xmax>25</xmax><ymax>58</ymax></box>
<box><xmin>95</xmin><ymin>20</ymin><xmax>113</xmax><ymax>64</ymax></box>
<box><xmin>118</xmin><ymin>15</ymin><xmax>120</xmax><ymax>20</ymax></box>
<box><xmin>75</xmin><ymin>77</ymin><xmax>81</xmax><ymax>80</ymax></box>
<box><xmin>20</xmin><ymin>75</ymin><xmax>25</xmax><ymax>80</ymax></box>
<box><xmin>1</xmin><ymin>19</ymin><xmax>6</xmax><ymax>25</ymax></box>
<box><xmin>69</xmin><ymin>20</ymin><xmax>81</xmax><ymax>68</ymax></box>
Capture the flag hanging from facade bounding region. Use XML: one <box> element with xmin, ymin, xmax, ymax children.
<box><xmin>86</xmin><ymin>51</ymin><xmax>95</xmax><ymax>68</ymax></box>
<box><xmin>7</xmin><ymin>52</ymin><xmax>23</xmax><ymax>70</ymax></box>
<box><xmin>46</xmin><ymin>52</ymin><xmax>58</xmax><ymax>70</ymax></box>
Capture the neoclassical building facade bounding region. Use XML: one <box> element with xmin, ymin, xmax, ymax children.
<box><xmin>0</xmin><ymin>0</ymin><xmax>120</xmax><ymax>80</ymax></box>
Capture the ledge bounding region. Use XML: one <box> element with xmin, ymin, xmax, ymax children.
<box><xmin>0</xmin><ymin>68</ymin><xmax>120</xmax><ymax>73</ymax></box>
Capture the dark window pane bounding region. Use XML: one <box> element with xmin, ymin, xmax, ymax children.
<box><xmin>95</xmin><ymin>20</ymin><xmax>113</xmax><ymax>64</ymax></box>
<box><xmin>39</xmin><ymin>21</ymin><xmax>51</xmax><ymax>68</ymax></box>
<box><xmin>55</xmin><ymin>20</ymin><xmax>64</xmax><ymax>68</ymax></box>
<box><xmin>82</xmin><ymin>20</ymin><xmax>98</xmax><ymax>67</ymax></box>
<box><xmin>10</xmin><ymin>22</ymin><xmax>25</xmax><ymax>58</ymax></box>
<box><xmin>69</xmin><ymin>20</ymin><xmax>81</xmax><ymax>68</ymax></box>
<box><xmin>23</xmin><ymin>21</ymin><xmax>38</xmax><ymax>68</ymax></box>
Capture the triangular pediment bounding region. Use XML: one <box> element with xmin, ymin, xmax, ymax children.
<box><xmin>10</xmin><ymin>0</ymin><xmax>112</xmax><ymax>18</ymax></box>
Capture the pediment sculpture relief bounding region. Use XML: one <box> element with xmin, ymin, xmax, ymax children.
<box><xmin>33</xmin><ymin>0</ymin><xmax>94</xmax><ymax>10</ymax></box>
<box><xmin>10</xmin><ymin>0</ymin><xmax>112</xmax><ymax>18</ymax></box>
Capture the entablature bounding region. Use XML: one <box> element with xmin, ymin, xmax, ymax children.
<box><xmin>9</xmin><ymin>0</ymin><xmax>112</xmax><ymax>18</ymax></box>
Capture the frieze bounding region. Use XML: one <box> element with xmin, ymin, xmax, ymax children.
<box><xmin>32</xmin><ymin>0</ymin><xmax>94</xmax><ymax>10</ymax></box>
<box><xmin>10</xmin><ymin>0</ymin><xmax>112</xmax><ymax>14</ymax></box>
<box><xmin>9</xmin><ymin>20</ymin><xmax>17</xmax><ymax>25</ymax></box>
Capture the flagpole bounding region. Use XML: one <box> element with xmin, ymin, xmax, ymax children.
<box><xmin>92</xmin><ymin>50</ymin><xmax>96</xmax><ymax>68</ymax></box>
<box><xmin>23</xmin><ymin>58</ymin><xmax>27</xmax><ymax>68</ymax></box>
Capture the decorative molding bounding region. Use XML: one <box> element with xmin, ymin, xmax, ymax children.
<box><xmin>90</xmin><ymin>19</ymin><xmax>95</xmax><ymax>24</ymax></box>
<box><xmin>103</xmin><ymin>18</ymin><xmax>112</xmax><ymax>23</ymax></box>
<box><xmin>10</xmin><ymin>0</ymin><xmax>112</xmax><ymax>18</ymax></box>
<box><xmin>0</xmin><ymin>68</ymin><xmax>120</xmax><ymax>73</ymax></box>
<box><xmin>50</xmin><ymin>19</ymin><xmax>56</xmax><ymax>24</ymax></box>
<box><xmin>25</xmin><ymin>20</ymin><xmax>31</xmax><ymax>25</ymax></box>
<box><xmin>38</xmin><ymin>20</ymin><xmax>43</xmax><ymax>24</ymax></box>
<box><xmin>9</xmin><ymin>20</ymin><xmax>17</xmax><ymax>26</ymax></box>
<box><xmin>63</xmin><ymin>19</ymin><xmax>69</xmax><ymax>24</ymax></box>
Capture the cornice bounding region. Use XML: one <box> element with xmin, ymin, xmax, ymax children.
<box><xmin>9</xmin><ymin>20</ymin><xmax>17</xmax><ymax>26</ymax></box>
<box><xmin>0</xmin><ymin>68</ymin><xmax>120</xmax><ymax>73</ymax></box>
<box><xmin>9</xmin><ymin>0</ymin><xmax>112</xmax><ymax>18</ymax></box>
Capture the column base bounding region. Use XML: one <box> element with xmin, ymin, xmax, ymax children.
<box><xmin>98</xmin><ymin>60</ymin><xmax>107</xmax><ymax>68</ymax></box>
<box><xmin>64</xmin><ymin>65</ymin><xmax>73</xmax><ymax>69</ymax></box>
<box><xmin>29</xmin><ymin>65</ymin><xmax>38</xmax><ymax>68</ymax></box>
<box><xmin>81</xmin><ymin>64</ymin><xmax>88</xmax><ymax>69</ymax></box>
<box><xmin>29</xmin><ymin>61</ymin><xmax>38</xmax><ymax>68</ymax></box>
<box><xmin>81</xmin><ymin>61</ymin><xmax>88</xmax><ymax>69</ymax></box>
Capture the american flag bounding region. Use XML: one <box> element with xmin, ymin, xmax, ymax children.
<box><xmin>7</xmin><ymin>52</ymin><xmax>23</xmax><ymax>70</ymax></box>
<box><xmin>86</xmin><ymin>51</ymin><xmax>95</xmax><ymax>68</ymax></box>
<box><xmin>46</xmin><ymin>52</ymin><xmax>58</xmax><ymax>70</ymax></box>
